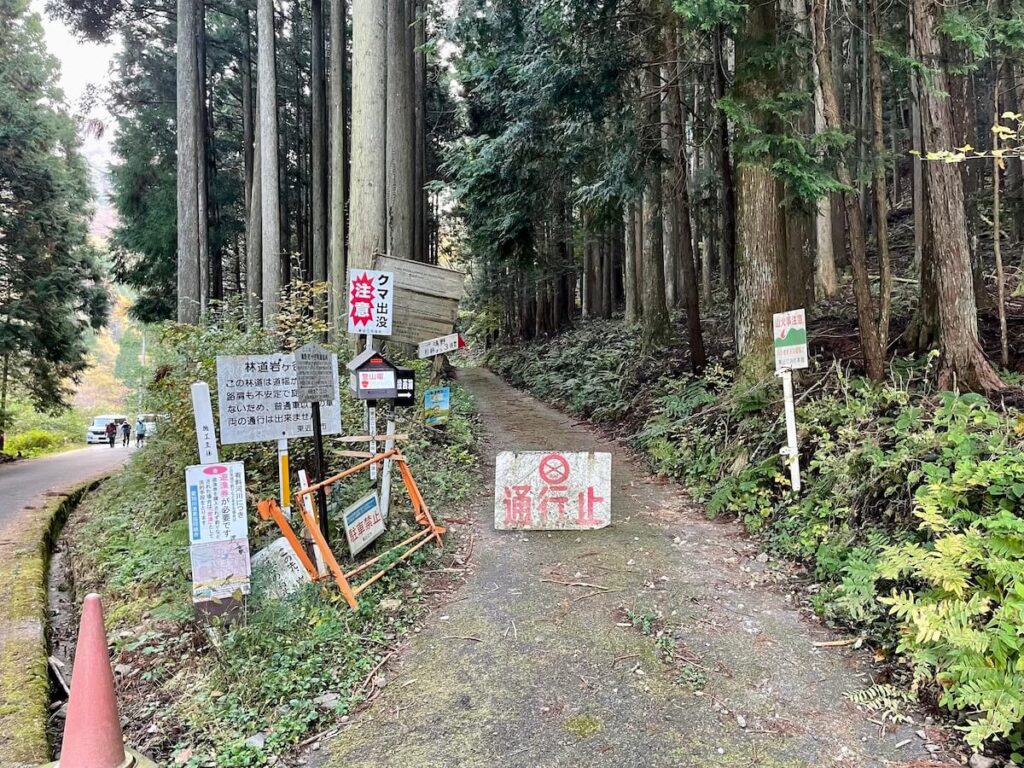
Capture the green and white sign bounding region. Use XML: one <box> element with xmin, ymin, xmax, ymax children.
<box><xmin>773</xmin><ymin>309</ymin><xmax>808</xmax><ymax>372</ymax></box>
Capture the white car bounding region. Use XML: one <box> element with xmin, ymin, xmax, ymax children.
<box><xmin>86</xmin><ymin>415</ymin><xmax>128</xmax><ymax>444</ymax></box>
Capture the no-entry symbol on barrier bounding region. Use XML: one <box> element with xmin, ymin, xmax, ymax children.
<box><xmin>494</xmin><ymin>451</ymin><xmax>612</xmax><ymax>531</ymax></box>
<box><xmin>539</xmin><ymin>453</ymin><xmax>570</xmax><ymax>485</ymax></box>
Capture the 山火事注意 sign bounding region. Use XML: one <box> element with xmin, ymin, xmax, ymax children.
<box><xmin>216</xmin><ymin>354</ymin><xmax>342</xmax><ymax>444</ymax></box>
<box><xmin>494</xmin><ymin>452</ymin><xmax>612</xmax><ymax>530</ymax></box>
<box><xmin>424</xmin><ymin>386</ymin><xmax>450</xmax><ymax>426</ymax></box>
<box><xmin>185</xmin><ymin>461</ymin><xmax>251</xmax><ymax>601</ymax></box>
<box><xmin>348</xmin><ymin>269</ymin><xmax>394</xmax><ymax>336</ymax></box>
<box><xmin>773</xmin><ymin>309</ymin><xmax>809</xmax><ymax>372</ymax></box>
<box><xmin>343</xmin><ymin>491</ymin><xmax>386</xmax><ymax>556</ymax></box>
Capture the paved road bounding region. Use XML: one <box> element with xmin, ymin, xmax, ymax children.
<box><xmin>0</xmin><ymin>444</ymin><xmax>131</xmax><ymax>533</ymax></box>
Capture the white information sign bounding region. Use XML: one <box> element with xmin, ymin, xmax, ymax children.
<box><xmin>347</xmin><ymin>269</ymin><xmax>394</xmax><ymax>336</ymax></box>
<box><xmin>494</xmin><ymin>452</ymin><xmax>612</xmax><ymax>531</ymax></box>
<box><xmin>294</xmin><ymin>343</ymin><xmax>336</xmax><ymax>404</ymax></box>
<box><xmin>186</xmin><ymin>462</ymin><xmax>249</xmax><ymax>544</ymax></box>
<box><xmin>773</xmin><ymin>309</ymin><xmax>809</xmax><ymax>373</ymax></box>
<box><xmin>417</xmin><ymin>333</ymin><xmax>461</xmax><ymax>360</ymax></box>
<box><xmin>191</xmin><ymin>540</ymin><xmax>251</xmax><ymax>601</ymax></box>
<box><xmin>343</xmin><ymin>491</ymin><xmax>386</xmax><ymax>557</ymax></box>
<box><xmin>216</xmin><ymin>354</ymin><xmax>342</xmax><ymax>444</ymax></box>
<box><xmin>185</xmin><ymin>461</ymin><xmax>251</xmax><ymax>602</ymax></box>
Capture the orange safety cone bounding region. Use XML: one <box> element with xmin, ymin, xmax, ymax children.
<box><xmin>47</xmin><ymin>593</ymin><xmax>156</xmax><ymax>768</ymax></box>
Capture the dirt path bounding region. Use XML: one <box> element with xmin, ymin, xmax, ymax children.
<box><xmin>314</xmin><ymin>368</ymin><xmax>942</xmax><ymax>768</ymax></box>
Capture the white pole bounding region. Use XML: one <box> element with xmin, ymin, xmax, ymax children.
<box><xmin>368</xmin><ymin>403</ymin><xmax>378</xmax><ymax>481</ymax></box>
<box><xmin>190</xmin><ymin>382</ymin><xmax>219</xmax><ymax>464</ymax></box>
<box><xmin>380</xmin><ymin>419</ymin><xmax>396</xmax><ymax>520</ymax></box>
<box><xmin>780</xmin><ymin>369</ymin><xmax>802</xmax><ymax>493</ymax></box>
<box><xmin>298</xmin><ymin>469</ymin><xmax>327</xmax><ymax>577</ymax></box>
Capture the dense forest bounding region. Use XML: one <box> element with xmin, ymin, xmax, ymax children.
<box><xmin>0</xmin><ymin>0</ymin><xmax>109</xmax><ymax>449</ymax></box>
<box><xmin>44</xmin><ymin>0</ymin><xmax>1024</xmax><ymax>389</ymax></box>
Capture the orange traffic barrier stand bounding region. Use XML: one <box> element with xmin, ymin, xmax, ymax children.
<box><xmin>258</xmin><ymin>447</ymin><xmax>445</xmax><ymax>610</ymax></box>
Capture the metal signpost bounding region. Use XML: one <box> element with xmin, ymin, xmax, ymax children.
<box><xmin>295</xmin><ymin>343</ymin><xmax>336</xmax><ymax>544</ymax></box>
<box><xmin>494</xmin><ymin>452</ymin><xmax>612</xmax><ymax>531</ymax></box>
<box><xmin>772</xmin><ymin>309</ymin><xmax>809</xmax><ymax>493</ymax></box>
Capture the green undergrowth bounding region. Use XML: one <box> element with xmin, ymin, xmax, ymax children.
<box><xmin>489</xmin><ymin>319</ymin><xmax>1024</xmax><ymax>753</ymax></box>
<box><xmin>66</xmin><ymin>291</ymin><xmax>480</xmax><ymax>767</ymax></box>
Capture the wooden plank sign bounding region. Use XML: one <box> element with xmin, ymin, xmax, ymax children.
<box><xmin>372</xmin><ymin>255</ymin><xmax>466</xmax><ymax>346</ymax></box>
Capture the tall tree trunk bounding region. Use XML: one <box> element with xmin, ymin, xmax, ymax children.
<box><xmin>624</xmin><ymin>203</ymin><xmax>639</xmax><ymax>324</ymax></box>
<box><xmin>350</xmin><ymin>0</ymin><xmax>388</xmax><ymax>273</ymax></box>
<box><xmin>714</xmin><ymin>24</ymin><xmax>737</xmax><ymax>304</ymax></box>
<box><xmin>197</xmin><ymin>0</ymin><xmax>212</xmax><ymax>308</ymax></box>
<box><xmin>867</xmin><ymin>0</ymin><xmax>892</xmax><ymax>353</ymax></box>
<box><xmin>910</xmin><ymin>0</ymin><xmax>1002</xmax><ymax>391</ymax></box>
<box><xmin>387</xmin><ymin>0</ymin><xmax>415</xmax><ymax>262</ymax></box>
<box><xmin>993</xmin><ymin>59</ymin><xmax>1008</xmax><ymax>367</ymax></box>
<box><xmin>176</xmin><ymin>0</ymin><xmax>201</xmax><ymax>324</ymax></box>
<box><xmin>413</xmin><ymin>0</ymin><xmax>428</xmax><ymax>262</ymax></box>
<box><xmin>734</xmin><ymin>0</ymin><xmax>787</xmax><ymax>380</ymax></box>
<box><xmin>807</xmin><ymin>0</ymin><xmax>838</xmax><ymax>298</ymax></box>
<box><xmin>329</xmin><ymin>0</ymin><xmax>347</xmax><ymax>336</ymax></box>
<box><xmin>812</xmin><ymin>0</ymin><xmax>886</xmax><ymax>381</ymax></box>
<box><xmin>258</xmin><ymin>0</ymin><xmax>282</xmax><ymax>324</ymax></box>
<box><xmin>311</xmin><ymin>0</ymin><xmax>328</xmax><ymax>285</ymax></box>
<box><xmin>241</xmin><ymin>8</ymin><xmax>256</xmax><ymax>307</ymax></box>
<box><xmin>247</xmin><ymin>78</ymin><xmax>263</xmax><ymax>319</ymax></box>
<box><xmin>670</xmin><ymin>23</ymin><xmax>707</xmax><ymax>372</ymax></box>
<box><xmin>641</xmin><ymin>30</ymin><xmax>672</xmax><ymax>353</ymax></box>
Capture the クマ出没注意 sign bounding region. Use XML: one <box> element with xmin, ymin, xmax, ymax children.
<box><xmin>773</xmin><ymin>309</ymin><xmax>809</xmax><ymax>372</ymax></box>
<box><xmin>294</xmin><ymin>342</ymin><xmax>336</xmax><ymax>404</ymax></box>
<box><xmin>216</xmin><ymin>354</ymin><xmax>342</xmax><ymax>444</ymax></box>
<box><xmin>348</xmin><ymin>269</ymin><xmax>394</xmax><ymax>336</ymax></box>
<box><xmin>343</xmin><ymin>491</ymin><xmax>386</xmax><ymax>557</ymax></box>
<box><xmin>494</xmin><ymin>451</ymin><xmax>612</xmax><ymax>531</ymax></box>
<box><xmin>417</xmin><ymin>333</ymin><xmax>463</xmax><ymax>360</ymax></box>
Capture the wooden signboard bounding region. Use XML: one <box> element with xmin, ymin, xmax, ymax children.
<box><xmin>372</xmin><ymin>255</ymin><xmax>466</xmax><ymax>346</ymax></box>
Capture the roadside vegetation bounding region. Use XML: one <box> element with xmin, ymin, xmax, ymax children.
<box><xmin>488</xmin><ymin>308</ymin><xmax>1024</xmax><ymax>756</ymax></box>
<box><xmin>61</xmin><ymin>295</ymin><xmax>479</xmax><ymax>767</ymax></box>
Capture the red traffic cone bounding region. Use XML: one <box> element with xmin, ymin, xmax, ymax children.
<box><xmin>57</xmin><ymin>593</ymin><xmax>128</xmax><ymax>768</ymax></box>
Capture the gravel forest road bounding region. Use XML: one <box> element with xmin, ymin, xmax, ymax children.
<box><xmin>315</xmin><ymin>368</ymin><xmax>947</xmax><ymax>768</ymax></box>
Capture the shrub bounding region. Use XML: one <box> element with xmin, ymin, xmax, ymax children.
<box><xmin>5</xmin><ymin>428</ymin><xmax>63</xmax><ymax>457</ymax></box>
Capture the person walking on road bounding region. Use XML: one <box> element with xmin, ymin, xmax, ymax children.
<box><xmin>105</xmin><ymin>420</ymin><xmax>117</xmax><ymax>448</ymax></box>
<box><xmin>135</xmin><ymin>418</ymin><xmax>146</xmax><ymax>448</ymax></box>
<box><xmin>121</xmin><ymin>420</ymin><xmax>131</xmax><ymax>447</ymax></box>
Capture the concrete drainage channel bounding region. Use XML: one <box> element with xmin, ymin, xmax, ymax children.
<box><xmin>0</xmin><ymin>477</ymin><xmax>105</xmax><ymax>767</ymax></box>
